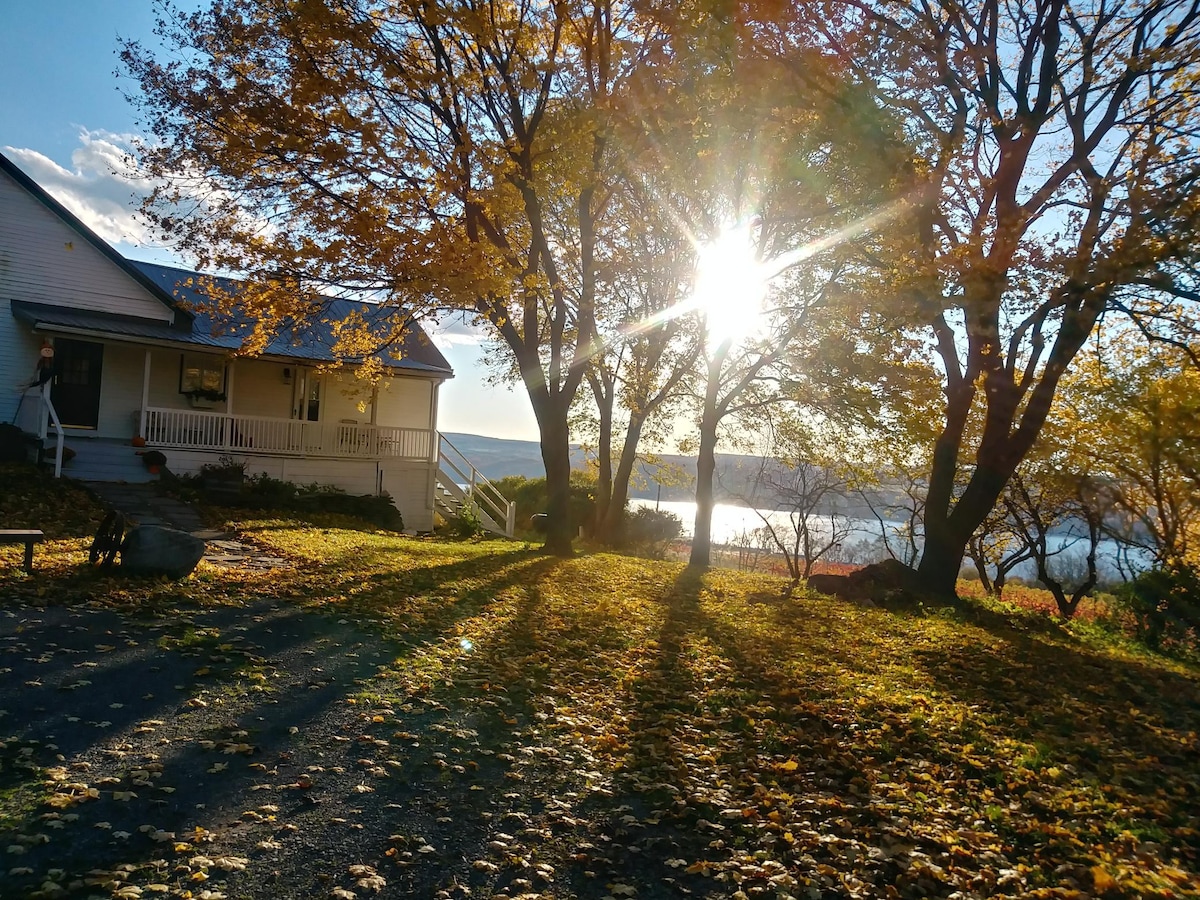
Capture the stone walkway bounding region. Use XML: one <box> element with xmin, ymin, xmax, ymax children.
<box><xmin>84</xmin><ymin>481</ymin><xmax>292</xmax><ymax>569</ymax></box>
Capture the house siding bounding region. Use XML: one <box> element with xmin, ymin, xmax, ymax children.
<box><xmin>381</xmin><ymin>462</ymin><xmax>436</xmax><ymax>532</ymax></box>
<box><xmin>0</xmin><ymin>298</ymin><xmax>44</xmax><ymax>426</ymax></box>
<box><xmin>376</xmin><ymin>374</ymin><xmax>433</xmax><ymax>429</ymax></box>
<box><xmin>230</xmin><ymin>358</ymin><xmax>291</xmax><ymax>419</ymax></box>
<box><xmin>0</xmin><ymin>170</ymin><xmax>174</xmax><ymax>322</ymax></box>
<box><xmin>95</xmin><ymin>342</ymin><xmax>147</xmax><ymax>439</ymax></box>
<box><xmin>324</xmin><ymin>369</ymin><xmax>375</xmax><ymax>424</ymax></box>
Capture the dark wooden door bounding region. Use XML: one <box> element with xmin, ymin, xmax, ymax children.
<box><xmin>51</xmin><ymin>339</ymin><xmax>104</xmax><ymax>428</ymax></box>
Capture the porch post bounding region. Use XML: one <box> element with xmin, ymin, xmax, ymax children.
<box><xmin>223</xmin><ymin>360</ymin><xmax>235</xmax><ymax>449</ymax></box>
<box><xmin>139</xmin><ymin>349</ymin><xmax>151</xmax><ymax>438</ymax></box>
<box><xmin>428</xmin><ymin>379</ymin><xmax>441</xmax><ymax>465</ymax></box>
<box><xmin>225</xmin><ymin>359</ymin><xmax>235</xmax><ymax>413</ymax></box>
<box><xmin>369</xmin><ymin>383</ymin><xmax>379</xmax><ymax>458</ymax></box>
<box><xmin>427</xmin><ymin>379</ymin><xmax>442</xmax><ymax>517</ymax></box>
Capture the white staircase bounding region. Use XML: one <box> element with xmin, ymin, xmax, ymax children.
<box><xmin>435</xmin><ymin>434</ymin><xmax>516</xmax><ymax>537</ymax></box>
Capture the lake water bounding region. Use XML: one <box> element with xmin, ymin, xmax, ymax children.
<box><xmin>629</xmin><ymin>498</ymin><xmax>884</xmax><ymax>547</ymax></box>
<box><xmin>628</xmin><ymin>497</ymin><xmax>1142</xmax><ymax>579</ymax></box>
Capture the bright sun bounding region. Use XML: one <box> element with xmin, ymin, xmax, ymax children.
<box><xmin>693</xmin><ymin>223</ymin><xmax>769</xmax><ymax>349</ymax></box>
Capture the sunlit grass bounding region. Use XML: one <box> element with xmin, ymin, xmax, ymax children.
<box><xmin>2</xmin><ymin>480</ymin><xmax>1197</xmax><ymax>897</ymax></box>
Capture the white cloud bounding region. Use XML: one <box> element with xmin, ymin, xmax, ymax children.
<box><xmin>2</xmin><ymin>130</ymin><xmax>160</xmax><ymax>248</ymax></box>
<box><xmin>429</xmin><ymin>312</ymin><xmax>488</xmax><ymax>348</ymax></box>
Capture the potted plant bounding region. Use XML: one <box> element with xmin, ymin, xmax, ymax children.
<box><xmin>141</xmin><ymin>449</ymin><xmax>167</xmax><ymax>474</ymax></box>
<box><xmin>183</xmin><ymin>388</ymin><xmax>227</xmax><ymax>409</ymax></box>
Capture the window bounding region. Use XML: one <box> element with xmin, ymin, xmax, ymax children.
<box><xmin>179</xmin><ymin>355</ymin><xmax>225</xmax><ymax>395</ymax></box>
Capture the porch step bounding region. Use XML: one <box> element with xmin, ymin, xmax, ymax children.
<box><xmin>61</xmin><ymin>439</ymin><xmax>159</xmax><ymax>484</ymax></box>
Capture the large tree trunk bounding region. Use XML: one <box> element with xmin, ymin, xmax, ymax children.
<box><xmin>917</xmin><ymin>263</ymin><xmax>1106</xmax><ymax>590</ymax></box>
<box><xmin>530</xmin><ymin>395</ymin><xmax>575</xmax><ymax>556</ymax></box>
<box><xmin>599</xmin><ymin>413</ymin><xmax>646</xmax><ymax>545</ymax></box>
<box><xmin>591</xmin><ymin>374</ymin><xmax>614</xmax><ymax>541</ymax></box>
<box><xmin>918</xmin><ymin>458</ymin><xmax>1014</xmax><ymax>596</ymax></box>
<box><xmin>689</xmin><ymin>346</ymin><xmax>728</xmax><ymax>568</ymax></box>
<box><xmin>689</xmin><ymin>414</ymin><xmax>719</xmax><ymax>567</ymax></box>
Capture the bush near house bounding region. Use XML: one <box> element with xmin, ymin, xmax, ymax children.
<box><xmin>618</xmin><ymin>506</ymin><xmax>683</xmax><ymax>558</ymax></box>
<box><xmin>171</xmin><ymin>469</ymin><xmax>404</xmax><ymax>531</ymax></box>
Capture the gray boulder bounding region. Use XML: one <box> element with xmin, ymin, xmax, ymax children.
<box><xmin>121</xmin><ymin>525</ymin><xmax>205</xmax><ymax>579</ymax></box>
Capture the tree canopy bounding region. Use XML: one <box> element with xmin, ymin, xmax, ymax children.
<box><xmin>126</xmin><ymin>0</ymin><xmax>661</xmax><ymax>554</ymax></box>
<box><xmin>800</xmin><ymin>0</ymin><xmax>1200</xmax><ymax>592</ymax></box>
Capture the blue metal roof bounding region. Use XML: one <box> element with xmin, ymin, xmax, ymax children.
<box><xmin>12</xmin><ymin>263</ymin><xmax>453</xmax><ymax>376</ymax></box>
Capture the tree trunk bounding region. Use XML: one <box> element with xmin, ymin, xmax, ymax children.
<box><xmin>532</xmin><ymin>398</ymin><xmax>575</xmax><ymax>556</ymax></box>
<box><xmin>592</xmin><ymin>377</ymin><xmax>614</xmax><ymax>540</ymax></box>
<box><xmin>600</xmin><ymin>413</ymin><xmax>646</xmax><ymax>545</ymax></box>
<box><xmin>689</xmin><ymin>416</ymin><xmax>719</xmax><ymax>567</ymax></box>
<box><xmin>917</xmin><ymin>460</ymin><xmax>1013</xmax><ymax>596</ymax></box>
<box><xmin>966</xmin><ymin>540</ymin><xmax>995</xmax><ymax>594</ymax></box>
<box><xmin>690</xmin><ymin>344</ymin><xmax>729</xmax><ymax>568</ymax></box>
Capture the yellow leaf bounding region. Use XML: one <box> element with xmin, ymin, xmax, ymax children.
<box><xmin>1092</xmin><ymin>867</ymin><xmax>1117</xmax><ymax>893</ymax></box>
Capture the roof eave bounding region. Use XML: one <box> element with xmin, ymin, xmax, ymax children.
<box><xmin>15</xmin><ymin>315</ymin><xmax>453</xmax><ymax>377</ymax></box>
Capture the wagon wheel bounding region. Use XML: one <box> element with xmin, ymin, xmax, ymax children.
<box><xmin>89</xmin><ymin>511</ymin><xmax>125</xmax><ymax>568</ymax></box>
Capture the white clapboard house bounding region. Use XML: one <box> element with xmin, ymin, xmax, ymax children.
<box><xmin>0</xmin><ymin>151</ymin><xmax>513</xmax><ymax>535</ymax></box>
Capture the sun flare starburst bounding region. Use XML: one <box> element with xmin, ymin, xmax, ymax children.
<box><xmin>693</xmin><ymin>223</ymin><xmax>769</xmax><ymax>349</ymax></box>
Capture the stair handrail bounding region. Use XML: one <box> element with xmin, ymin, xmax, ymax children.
<box><xmin>40</xmin><ymin>381</ymin><xmax>64</xmax><ymax>478</ymax></box>
<box><xmin>437</xmin><ymin>433</ymin><xmax>516</xmax><ymax>535</ymax></box>
<box><xmin>438</xmin><ymin>447</ymin><xmax>507</xmax><ymax>526</ymax></box>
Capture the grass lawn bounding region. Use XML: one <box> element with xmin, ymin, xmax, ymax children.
<box><xmin>1</xmin><ymin>465</ymin><xmax>1198</xmax><ymax>899</ymax></box>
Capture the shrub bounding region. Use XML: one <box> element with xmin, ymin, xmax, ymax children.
<box><xmin>619</xmin><ymin>506</ymin><xmax>683</xmax><ymax>558</ymax></box>
<box><xmin>1117</xmin><ymin>563</ymin><xmax>1200</xmax><ymax>654</ymax></box>
<box><xmin>491</xmin><ymin>471</ymin><xmax>598</xmax><ymax>535</ymax></box>
<box><xmin>169</xmin><ymin>470</ymin><xmax>403</xmax><ymax>530</ymax></box>
<box><xmin>0</xmin><ymin>424</ymin><xmax>33</xmax><ymax>463</ymax></box>
<box><xmin>441</xmin><ymin>504</ymin><xmax>485</xmax><ymax>539</ymax></box>
<box><xmin>295</xmin><ymin>486</ymin><xmax>405</xmax><ymax>531</ymax></box>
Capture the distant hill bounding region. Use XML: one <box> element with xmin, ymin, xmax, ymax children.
<box><xmin>442</xmin><ymin>432</ymin><xmax>888</xmax><ymax>512</ymax></box>
<box><xmin>441</xmin><ymin>432</ymin><xmax>587</xmax><ymax>480</ymax></box>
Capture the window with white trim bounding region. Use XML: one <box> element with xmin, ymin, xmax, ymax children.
<box><xmin>179</xmin><ymin>355</ymin><xmax>225</xmax><ymax>395</ymax></box>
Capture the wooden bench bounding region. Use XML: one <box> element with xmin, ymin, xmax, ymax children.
<box><xmin>0</xmin><ymin>529</ymin><xmax>44</xmax><ymax>572</ymax></box>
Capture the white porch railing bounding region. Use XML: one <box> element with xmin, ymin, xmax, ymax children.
<box><xmin>144</xmin><ymin>407</ymin><xmax>433</xmax><ymax>460</ymax></box>
<box><xmin>41</xmin><ymin>382</ymin><xmax>64</xmax><ymax>478</ymax></box>
<box><xmin>14</xmin><ymin>382</ymin><xmax>62</xmax><ymax>477</ymax></box>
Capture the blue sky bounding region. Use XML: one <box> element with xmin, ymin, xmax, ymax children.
<box><xmin>0</xmin><ymin>2</ymin><xmax>540</xmax><ymax>441</ymax></box>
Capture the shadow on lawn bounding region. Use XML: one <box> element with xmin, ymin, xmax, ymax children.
<box><xmin>0</xmin><ymin>550</ymin><xmax>578</xmax><ymax>899</ymax></box>
<box><xmin>559</xmin><ymin>567</ymin><xmax>866</xmax><ymax>895</ymax></box>
<box><xmin>576</xmin><ymin>567</ymin><xmax>1200</xmax><ymax>895</ymax></box>
<box><xmin>908</xmin><ymin>627</ymin><xmax>1200</xmax><ymax>770</ymax></box>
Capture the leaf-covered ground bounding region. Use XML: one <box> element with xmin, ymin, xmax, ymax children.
<box><xmin>1</xmin><ymin>468</ymin><xmax>1198</xmax><ymax>899</ymax></box>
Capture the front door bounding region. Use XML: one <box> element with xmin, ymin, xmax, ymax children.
<box><xmin>291</xmin><ymin>369</ymin><xmax>323</xmax><ymax>452</ymax></box>
<box><xmin>293</xmin><ymin>369</ymin><xmax>321</xmax><ymax>422</ymax></box>
<box><xmin>51</xmin><ymin>338</ymin><xmax>104</xmax><ymax>429</ymax></box>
